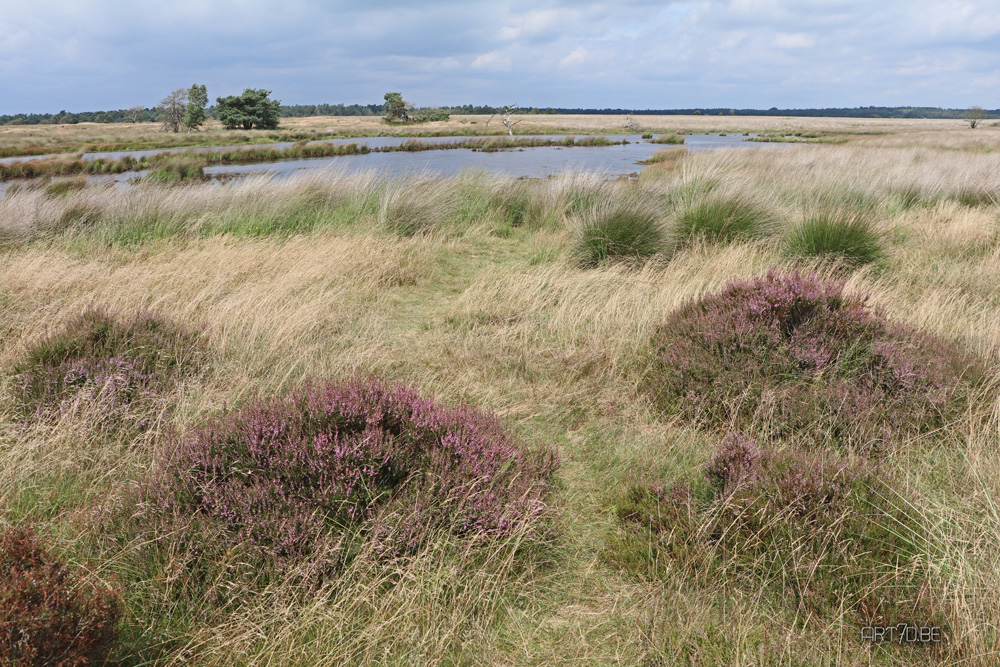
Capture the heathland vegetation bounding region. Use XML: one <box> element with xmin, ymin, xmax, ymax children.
<box><xmin>2</xmin><ymin>116</ymin><xmax>1000</xmax><ymax>664</ymax></box>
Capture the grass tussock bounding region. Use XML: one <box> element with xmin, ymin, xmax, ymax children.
<box><xmin>784</xmin><ymin>206</ymin><xmax>884</xmax><ymax>266</ymax></box>
<box><xmin>674</xmin><ymin>193</ymin><xmax>775</xmax><ymax>246</ymax></box>
<box><xmin>570</xmin><ymin>195</ymin><xmax>669</xmax><ymax>268</ymax></box>
<box><xmin>650</xmin><ymin>134</ymin><xmax>685</xmax><ymax>145</ymax></box>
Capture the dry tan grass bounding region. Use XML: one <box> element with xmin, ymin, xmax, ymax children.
<box><xmin>3</xmin><ymin>127</ymin><xmax>1000</xmax><ymax>664</ymax></box>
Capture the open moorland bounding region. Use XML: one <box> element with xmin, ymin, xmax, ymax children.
<box><xmin>2</xmin><ymin>115</ymin><xmax>1000</xmax><ymax>665</ymax></box>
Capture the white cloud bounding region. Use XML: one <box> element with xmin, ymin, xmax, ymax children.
<box><xmin>773</xmin><ymin>32</ymin><xmax>815</xmax><ymax>49</ymax></box>
<box><xmin>560</xmin><ymin>46</ymin><xmax>588</xmax><ymax>66</ymax></box>
<box><xmin>471</xmin><ymin>51</ymin><xmax>512</xmax><ymax>71</ymax></box>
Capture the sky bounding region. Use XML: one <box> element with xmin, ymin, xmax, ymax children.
<box><xmin>2</xmin><ymin>0</ymin><xmax>1000</xmax><ymax>115</ymax></box>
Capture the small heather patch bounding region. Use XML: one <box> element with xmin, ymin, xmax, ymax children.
<box><xmin>146</xmin><ymin>377</ymin><xmax>558</xmax><ymax>564</ymax></box>
<box><xmin>0</xmin><ymin>525</ymin><xmax>121</xmax><ymax>667</ymax></box>
<box><xmin>11</xmin><ymin>307</ymin><xmax>204</xmax><ymax>428</ymax></box>
<box><xmin>645</xmin><ymin>271</ymin><xmax>985</xmax><ymax>451</ymax></box>
<box><xmin>610</xmin><ymin>434</ymin><xmax>948</xmax><ymax>635</ymax></box>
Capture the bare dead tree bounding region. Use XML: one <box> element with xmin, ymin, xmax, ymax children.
<box><xmin>127</xmin><ymin>105</ymin><xmax>145</xmax><ymax>123</ymax></box>
<box><xmin>488</xmin><ymin>104</ymin><xmax>523</xmax><ymax>136</ymax></box>
<box><xmin>158</xmin><ymin>89</ymin><xmax>188</xmax><ymax>133</ymax></box>
<box><xmin>967</xmin><ymin>105</ymin><xmax>987</xmax><ymax>129</ymax></box>
<box><xmin>622</xmin><ymin>113</ymin><xmax>641</xmax><ymax>133</ymax></box>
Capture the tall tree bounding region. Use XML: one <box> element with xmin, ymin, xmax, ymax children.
<box><xmin>184</xmin><ymin>84</ymin><xmax>208</xmax><ymax>131</ymax></box>
<box><xmin>383</xmin><ymin>92</ymin><xmax>413</xmax><ymax>123</ymax></box>
<box><xmin>216</xmin><ymin>89</ymin><xmax>281</xmax><ymax>130</ymax></box>
<box><xmin>159</xmin><ymin>88</ymin><xmax>188</xmax><ymax>133</ymax></box>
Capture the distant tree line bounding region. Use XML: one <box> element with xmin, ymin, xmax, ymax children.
<box><xmin>3</xmin><ymin>104</ymin><xmax>997</xmax><ymax>126</ymax></box>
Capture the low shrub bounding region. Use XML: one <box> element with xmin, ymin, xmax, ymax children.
<box><xmin>645</xmin><ymin>271</ymin><xmax>985</xmax><ymax>451</ymax></box>
<box><xmin>146</xmin><ymin>377</ymin><xmax>558</xmax><ymax>563</ymax></box>
<box><xmin>0</xmin><ymin>525</ymin><xmax>120</xmax><ymax>667</ymax></box>
<box><xmin>651</xmin><ymin>134</ymin><xmax>685</xmax><ymax>145</ymax></box>
<box><xmin>571</xmin><ymin>198</ymin><xmax>668</xmax><ymax>267</ymax></box>
<box><xmin>610</xmin><ymin>434</ymin><xmax>946</xmax><ymax>631</ymax></box>
<box><xmin>11</xmin><ymin>307</ymin><xmax>204</xmax><ymax>428</ymax></box>
<box><xmin>784</xmin><ymin>209</ymin><xmax>883</xmax><ymax>266</ymax></box>
<box><xmin>675</xmin><ymin>194</ymin><xmax>774</xmax><ymax>246</ymax></box>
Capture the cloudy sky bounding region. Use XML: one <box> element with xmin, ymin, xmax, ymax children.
<box><xmin>3</xmin><ymin>0</ymin><xmax>999</xmax><ymax>114</ymax></box>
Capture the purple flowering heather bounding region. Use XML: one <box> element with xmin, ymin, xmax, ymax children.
<box><xmin>149</xmin><ymin>377</ymin><xmax>558</xmax><ymax>561</ymax></box>
<box><xmin>11</xmin><ymin>307</ymin><xmax>203</xmax><ymax>428</ymax></box>
<box><xmin>647</xmin><ymin>271</ymin><xmax>985</xmax><ymax>451</ymax></box>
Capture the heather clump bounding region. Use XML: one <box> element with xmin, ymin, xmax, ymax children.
<box><xmin>610</xmin><ymin>434</ymin><xmax>947</xmax><ymax>633</ymax></box>
<box><xmin>147</xmin><ymin>377</ymin><xmax>558</xmax><ymax>564</ymax></box>
<box><xmin>646</xmin><ymin>271</ymin><xmax>985</xmax><ymax>451</ymax></box>
<box><xmin>11</xmin><ymin>307</ymin><xmax>204</xmax><ymax>428</ymax></box>
<box><xmin>0</xmin><ymin>525</ymin><xmax>121</xmax><ymax>667</ymax></box>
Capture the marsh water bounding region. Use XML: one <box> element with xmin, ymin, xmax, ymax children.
<box><xmin>1</xmin><ymin>133</ymin><xmax>792</xmax><ymax>192</ymax></box>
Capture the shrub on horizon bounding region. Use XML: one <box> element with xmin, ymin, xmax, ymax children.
<box><xmin>11</xmin><ymin>307</ymin><xmax>204</xmax><ymax>428</ymax></box>
<box><xmin>645</xmin><ymin>271</ymin><xmax>985</xmax><ymax>451</ymax></box>
<box><xmin>0</xmin><ymin>525</ymin><xmax>121</xmax><ymax>666</ymax></box>
<box><xmin>147</xmin><ymin>377</ymin><xmax>558</xmax><ymax>563</ymax></box>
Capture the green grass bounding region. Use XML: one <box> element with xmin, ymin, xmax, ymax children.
<box><xmin>675</xmin><ymin>194</ymin><xmax>774</xmax><ymax>245</ymax></box>
<box><xmin>571</xmin><ymin>200</ymin><xmax>668</xmax><ymax>267</ymax></box>
<box><xmin>784</xmin><ymin>209</ymin><xmax>884</xmax><ymax>266</ymax></box>
<box><xmin>650</xmin><ymin>134</ymin><xmax>685</xmax><ymax>145</ymax></box>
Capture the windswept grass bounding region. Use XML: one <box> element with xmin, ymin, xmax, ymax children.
<box><xmin>674</xmin><ymin>193</ymin><xmax>775</xmax><ymax>246</ymax></box>
<box><xmin>4</xmin><ymin>127</ymin><xmax>1000</xmax><ymax>664</ymax></box>
<box><xmin>784</xmin><ymin>206</ymin><xmax>884</xmax><ymax>266</ymax></box>
<box><xmin>570</xmin><ymin>195</ymin><xmax>669</xmax><ymax>267</ymax></box>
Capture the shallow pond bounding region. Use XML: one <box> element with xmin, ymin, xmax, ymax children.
<box><xmin>1</xmin><ymin>133</ymin><xmax>794</xmax><ymax>193</ymax></box>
